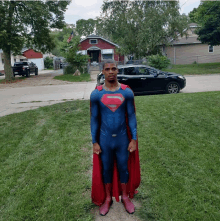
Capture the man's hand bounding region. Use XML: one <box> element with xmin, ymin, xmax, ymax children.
<box><xmin>128</xmin><ymin>139</ymin><xmax>137</xmax><ymax>153</ymax></box>
<box><xmin>93</xmin><ymin>143</ymin><xmax>102</xmax><ymax>155</ymax></box>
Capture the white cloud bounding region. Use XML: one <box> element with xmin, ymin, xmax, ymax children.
<box><xmin>179</xmin><ymin>0</ymin><xmax>200</xmax><ymax>14</ymax></box>
<box><xmin>87</xmin><ymin>10</ymin><xmax>100</xmax><ymax>17</ymax></box>
<box><xmin>65</xmin><ymin>0</ymin><xmax>201</xmax><ymax>25</ymax></box>
<box><xmin>75</xmin><ymin>0</ymin><xmax>98</xmax><ymax>7</ymax></box>
<box><xmin>65</xmin><ymin>0</ymin><xmax>102</xmax><ymax>24</ymax></box>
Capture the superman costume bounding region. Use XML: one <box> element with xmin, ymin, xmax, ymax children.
<box><xmin>90</xmin><ymin>84</ymin><xmax>141</xmax><ymax>206</ymax></box>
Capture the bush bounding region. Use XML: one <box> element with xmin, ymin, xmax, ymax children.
<box><xmin>63</xmin><ymin>65</ymin><xmax>77</xmax><ymax>75</ymax></box>
<box><xmin>44</xmin><ymin>57</ymin><xmax>53</xmax><ymax>69</ymax></box>
<box><xmin>147</xmin><ymin>54</ymin><xmax>171</xmax><ymax>69</ymax></box>
<box><xmin>63</xmin><ymin>64</ymin><xmax>89</xmax><ymax>75</ymax></box>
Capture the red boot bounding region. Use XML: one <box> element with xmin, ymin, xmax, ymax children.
<box><xmin>99</xmin><ymin>183</ymin><xmax>113</xmax><ymax>216</ymax></box>
<box><xmin>121</xmin><ymin>183</ymin><xmax>135</xmax><ymax>214</ymax></box>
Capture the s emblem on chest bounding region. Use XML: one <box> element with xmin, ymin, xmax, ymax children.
<box><xmin>101</xmin><ymin>94</ymin><xmax>125</xmax><ymax>112</ymax></box>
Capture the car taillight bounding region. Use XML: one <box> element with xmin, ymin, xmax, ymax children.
<box><xmin>22</xmin><ymin>67</ymin><xmax>25</xmax><ymax>70</ymax></box>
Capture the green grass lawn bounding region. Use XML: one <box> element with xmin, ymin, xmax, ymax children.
<box><xmin>1</xmin><ymin>92</ymin><xmax>220</xmax><ymax>220</ymax></box>
<box><xmin>162</xmin><ymin>62</ymin><xmax>220</xmax><ymax>75</ymax></box>
<box><xmin>54</xmin><ymin>73</ymin><xmax>91</xmax><ymax>82</ymax></box>
<box><xmin>135</xmin><ymin>92</ymin><xmax>220</xmax><ymax>220</ymax></box>
<box><xmin>0</xmin><ymin>101</ymin><xmax>94</xmax><ymax>221</ymax></box>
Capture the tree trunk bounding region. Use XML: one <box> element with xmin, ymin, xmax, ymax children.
<box><xmin>3</xmin><ymin>49</ymin><xmax>13</xmax><ymax>81</ymax></box>
<box><xmin>4</xmin><ymin>1</ymin><xmax>15</xmax><ymax>81</ymax></box>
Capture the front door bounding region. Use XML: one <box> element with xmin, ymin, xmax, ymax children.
<box><xmin>90</xmin><ymin>50</ymin><xmax>99</xmax><ymax>62</ymax></box>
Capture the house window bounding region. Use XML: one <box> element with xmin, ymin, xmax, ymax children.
<box><xmin>89</xmin><ymin>39</ymin><xmax>98</xmax><ymax>44</ymax></box>
<box><xmin>102</xmin><ymin>54</ymin><xmax>113</xmax><ymax>60</ymax></box>
<box><xmin>209</xmin><ymin>45</ymin><xmax>214</xmax><ymax>53</ymax></box>
<box><xmin>124</xmin><ymin>67</ymin><xmax>136</xmax><ymax>75</ymax></box>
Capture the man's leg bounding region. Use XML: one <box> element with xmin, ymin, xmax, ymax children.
<box><xmin>121</xmin><ymin>183</ymin><xmax>135</xmax><ymax>214</ymax></box>
<box><xmin>115</xmin><ymin>134</ymin><xmax>135</xmax><ymax>214</ymax></box>
<box><xmin>99</xmin><ymin>183</ymin><xmax>113</xmax><ymax>215</ymax></box>
<box><xmin>99</xmin><ymin>134</ymin><xmax>114</xmax><ymax>216</ymax></box>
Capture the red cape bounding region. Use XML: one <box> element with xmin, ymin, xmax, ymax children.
<box><xmin>91</xmin><ymin>84</ymin><xmax>141</xmax><ymax>206</ymax></box>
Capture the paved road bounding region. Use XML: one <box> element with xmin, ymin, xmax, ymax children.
<box><xmin>0</xmin><ymin>69</ymin><xmax>62</xmax><ymax>80</ymax></box>
<box><xmin>181</xmin><ymin>74</ymin><xmax>220</xmax><ymax>93</ymax></box>
<box><xmin>0</xmin><ymin>73</ymin><xmax>220</xmax><ymax>117</ymax></box>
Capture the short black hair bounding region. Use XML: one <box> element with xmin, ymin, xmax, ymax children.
<box><xmin>102</xmin><ymin>59</ymin><xmax>117</xmax><ymax>70</ymax></box>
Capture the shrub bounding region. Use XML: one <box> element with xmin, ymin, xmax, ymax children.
<box><xmin>61</xmin><ymin>36</ymin><xmax>89</xmax><ymax>74</ymax></box>
<box><xmin>63</xmin><ymin>64</ymin><xmax>88</xmax><ymax>75</ymax></box>
<box><xmin>147</xmin><ymin>54</ymin><xmax>171</xmax><ymax>69</ymax></box>
<box><xmin>44</xmin><ymin>57</ymin><xmax>53</xmax><ymax>69</ymax></box>
<box><xmin>63</xmin><ymin>64</ymin><xmax>77</xmax><ymax>75</ymax></box>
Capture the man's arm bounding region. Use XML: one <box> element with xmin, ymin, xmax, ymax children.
<box><xmin>126</xmin><ymin>89</ymin><xmax>137</xmax><ymax>152</ymax></box>
<box><xmin>90</xmin><ymin>90</ymin><xmax>101</xmax><ymax>154</ymax></box>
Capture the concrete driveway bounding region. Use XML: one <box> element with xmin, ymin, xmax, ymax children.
<box><xmin>0</xmin><ymin>72</ymin><xmax>220</xmax><ymax>117</ymax></box>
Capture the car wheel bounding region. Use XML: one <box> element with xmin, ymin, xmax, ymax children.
<box><xmin>166</xmin><ymin>81</ymin><xmax>180</xmax><ymax>94</ymax></box>
<box><xmin>26</xmin><ymin>70</ymin><xmax>30</xmax><ymax>78</ymax></box>
<box><xmin>35</xmin><ymin>69</ymin><xmax>38</xmax><ymax>75</ymax></box>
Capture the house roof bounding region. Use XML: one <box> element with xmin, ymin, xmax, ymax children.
<box><xmin>21</xmin><ymin>48</ymin><xmax>28</xmax><ymax>53</ymax></box>
<box><xmin>80</xmin><ymin>34</ymin><xmax>120</xmax><ymax>48</ymax></box>
<box><xmin>171</xmin><ymin>36</ymin><xmax>201</xmax><ymax>45</ymax></box>
<box><xmin>167</xmin><ymin>23</ymin><xmax>202</xmax><ymax>46</ymax></box>
<box><xmin>189</xmin><ymin>23</ymin><xmax>198</xmax><ymax>28</ymax></box>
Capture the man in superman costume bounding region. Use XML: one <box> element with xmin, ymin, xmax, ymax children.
<box><xmin>90</xmin><ymin>60</ymin><xmax>140</xmax><ymax>216</ymax></box>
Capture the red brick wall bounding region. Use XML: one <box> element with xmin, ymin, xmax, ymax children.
<box><xmin>79</xmin><ymin>38</ymin><xmax>124</xmax><ymax>62</ymax></box>
<box><xmin>23</xmin><ymin>49</ymin><xmax>43</xmax><ymax>59</ymax></box>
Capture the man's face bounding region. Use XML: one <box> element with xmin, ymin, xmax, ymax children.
<box><xmin>102</xmin><ymin>63</ymin><xmax>118</xmax><ymax>83</ymax></box>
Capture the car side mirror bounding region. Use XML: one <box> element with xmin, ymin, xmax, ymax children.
<box><xmin>154</xmin><ymin>72</ymin><xmax>158</xmax><ymax>77</ymax></box>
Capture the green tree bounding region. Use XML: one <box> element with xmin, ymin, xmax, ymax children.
<box><xmin>189</xmin><ymin>1</ymin><xmax>220</xmax><ymax>46</ymax></box>
<box><xmin>97</xmin><ymin>0</ymin><xmax>189</xmax><ymax>58</ymax></box>
<box><xmin>60</xmin><ymin>35</ymin><xmax>89</xmax><ymax>73</ymax></box>
<box><xmin>50</xmin><ymin>24</ymin><xmax>75</xmax><ymax>56</ymax></box>
<box><xmin>76</xmin><ymin>19</ymin><xmax>97</xmax><ymax>37</ymax></box>
<box><xmin>0</xmin><ymin>0</ymin><xmax>70</xmax><ymax>80</ymax></box>
<box><xmin>44</xmin><ymin>56</ymin><xmax>53</xmax><ymax>69</ymax></box>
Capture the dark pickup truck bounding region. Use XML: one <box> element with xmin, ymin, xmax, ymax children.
<box><xmin>12</xmin><ymin>62</ymin><xmax>38</xmax><ymax>77</ymax></box>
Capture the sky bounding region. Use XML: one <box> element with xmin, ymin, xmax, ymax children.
<box><xmin>64</xmin><ymin>0</ymin><xmax>201</xmax><ymax>26</ymax></box>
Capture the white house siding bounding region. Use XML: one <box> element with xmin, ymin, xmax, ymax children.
<box><xmin>0</xmin><ymin>52</ymin><xmax>3</xmax><ymax>71</ymax></box>
<box><xmin>0</xmin><ymin>52</ymin><xmax>27</xmax><ymax>71</ymax></box>
<box><xmin>0</xmin><ymin>53</ymin><xmax>17</xmax><ymax>71</ymax></box>
<box><xmin>164</xmin><ymin>44</ymin><xmax>220</xmax><ymax>65</ymax></box>
<box><xmin>27</xmin><ymin>58</ymin><xmax>44</xmax><ymax>70</ymax></box>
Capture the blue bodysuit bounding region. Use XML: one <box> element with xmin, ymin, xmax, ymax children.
<box><xmin>90</xmin><ymin>86</ymin><xmax>137</xmax><ymax>184</ymax></box>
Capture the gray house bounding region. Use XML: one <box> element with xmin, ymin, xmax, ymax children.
<box><xmin>162</xmin><ymin>23</ymin><xmax>220</xmax><ymax>65</ymax></box>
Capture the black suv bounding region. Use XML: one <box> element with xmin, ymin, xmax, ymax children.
<box><xmin>12</xmin><ymin>62</ymin><xmax>38</xmax><ymax>77</ymax></box>
<box><xmin>97</xmin><ymin>65</ymin><xmax>186</xmax><ymax>94</ymax></box>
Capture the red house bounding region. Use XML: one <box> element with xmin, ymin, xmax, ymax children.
<box><xmin>22</xmin><ymin>49</ymin><xmax>44</xmax><ymax>70</ymax></box>
<box><xmin>78</xmin><ymin>35</ymin><xmax>124</xmax><ymax>63</ymax></box>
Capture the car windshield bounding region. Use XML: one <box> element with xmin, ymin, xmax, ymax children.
<box><xmin>14</xmin><ymin>62</ymin><xmax>28</xmax><ymax>66</ymax></box>
<box><xmin>148</xmin><ymin>67</ymin><xmax>158</xmax><ymax>75</ymax></box>
<box><xmin>118</xmin><ymin>68</ymin><xmax>123</xmax><ymax>75</ymax></box>
<box><xmin>137</xmin><ymin>67</ymin><xmax>150</xmax><ymax>75</ymax></box>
